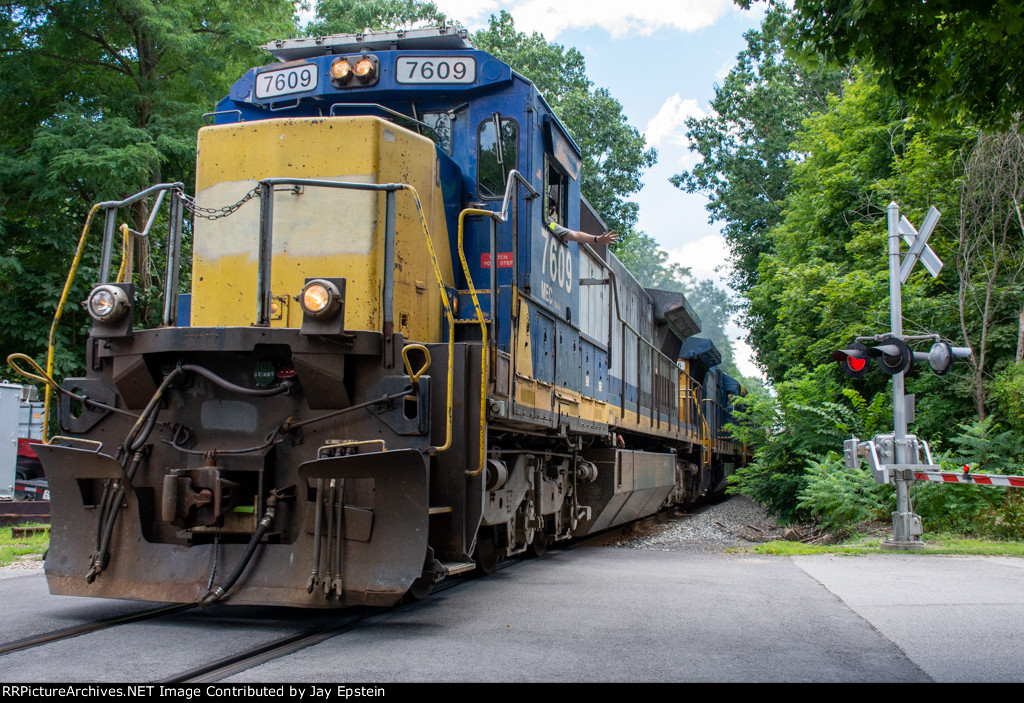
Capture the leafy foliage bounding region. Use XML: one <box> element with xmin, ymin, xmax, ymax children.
<box><xmin>913</xmin><ymin>418</ymin><xmax>1024</xmax><ymax>537</ymax></box>
<box><xmin>673</xmin><ymin>4</ymin><xmax>846</xmax><ymax>294</ymax></box>
<box><xmin>990</xmin><ymin>363</ymin><xmax>1024</xmax><ymax>435</ymax></box>
<box><xmin>789</xmin><ymin>0</ymin><xmax>1024</xmax><ymax>128</ymax></box>
<box><xmin>797</xmin><ymin>453</ymin><xmax>892</xmax><ymax>532</ymax></box>
<box><xmin>305</xmin><ymin>0</ymin><xmax>448</xmax><ymax>35</ymax></box>
<box><xmin>794</xmin><ymin>416</ymin><xmax>1024</xmax><ymax>538</ymax></box>
<box><xmin>727</xmin><ymin>372</ymin><xmax>891</xmax><ymax>521</ymax></box>
<box><xmin>0</xmin><ymin>0</ymin><xmax>296</xmax><ymax>378</ymax></box>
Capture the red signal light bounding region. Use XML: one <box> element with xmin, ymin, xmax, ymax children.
<box><xmin>832</xmin><ymin>342</ymin><xmax>871</xmax><ymax>379</ymax></box>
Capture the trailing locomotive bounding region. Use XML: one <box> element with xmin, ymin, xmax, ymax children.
<box><xmin>18</xmin><ymin>27</ymin><xmax>746</xmax><ymax>608</ymax></box>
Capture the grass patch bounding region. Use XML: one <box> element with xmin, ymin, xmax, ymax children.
<box><xmin>743</xmin><ymin>533</ymin><xmax>1024</xmax><ymax>557</ymax></box>
<box><xmin>0</xmin><ymin>523</ymin><xmax>49</xmax><ymax>567</ymax></box>
<box><xmin>745</xmin><ymin>541</ymin><xmax>876</xmax><ymax>556</ymax></box>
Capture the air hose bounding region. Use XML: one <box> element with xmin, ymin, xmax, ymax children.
<box><xmin>200</xmin><ymin>488</ymin><xmax>288</xmax><ymax>606</ymax></box>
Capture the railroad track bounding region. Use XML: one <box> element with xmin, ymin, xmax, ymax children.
<box><xmin>163</xmin><ymin>518</ymin><xmax>670</xmax><ymax>682</ymax></box>
<box><xmin>0</xmin><ymin>512</ymin><xmax>677</xmax><ymax>681</ymax></box>
<box><xmin>0</xmin><ymin>603</ymin><xmax>194</xmax><ymax>655</ymax></box>
<box><xmin>0</xmin><ymin>571</ymin><xmax>473</xmax><ymax>682</ymax></box>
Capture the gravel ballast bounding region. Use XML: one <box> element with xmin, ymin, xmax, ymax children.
<box><xmin>609</xmin><ymin>495</ymin><xmax>791</xmax><ymax>552</ymax></box>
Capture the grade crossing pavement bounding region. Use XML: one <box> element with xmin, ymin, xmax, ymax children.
<box><xmin>228</xmin><ymin>549</ymin><xmax>1024</xmax><ymax>683</ymax></box>
<box><xmin>3</xmin><ymin>549</ymin><xmax>1022</xmax><ymax>682</ymax></box>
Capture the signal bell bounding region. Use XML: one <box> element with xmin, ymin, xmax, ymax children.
<box><xmin>914</xmin><ymin>340</ymin><xmax>972</xmax><ymax>376</ymax></box>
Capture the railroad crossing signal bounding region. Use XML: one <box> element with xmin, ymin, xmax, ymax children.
<box><xmin>832</xmin><ymin>342</ymin><xmax>870</xmax><ymax>378</ymax></box>
<box><xmin>835</xmin><ymin>203</ymin><xmax>976</xmax><ymax>549</ymax></box>
<box><xmin>832</xmin><ymin>337</ymin><xmax>970</xmax><ymax>378</ymax></box>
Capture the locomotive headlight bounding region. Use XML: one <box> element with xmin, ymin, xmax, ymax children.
<box><xmin>353</xmin><ymin>57</ymin><xmax>376</xmax><ymax>82</ymax></box>
<box><xmin>331</xmin><ymin>59</ymin><xmax>353</xmax><ymax>83</ymax></box>
<box><xmin>87</xmin><ymin>284</ymin><xmax>130</xmax><ymax>323</ymax></box>
<box><xmin>299</xmin><ymin>279</ymin><xmax>342</xmax><ymax>319</ymax></box>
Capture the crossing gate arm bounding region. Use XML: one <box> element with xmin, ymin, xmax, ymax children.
<box><xmin>845</xmin><ymin>435</ymin><xmax>1024</xmax><ymax>487</ymax></box>
<box><xmin>911</xmin><ymin>471</ymin><xmax>1024</xmax><ymax>488</ymax></box>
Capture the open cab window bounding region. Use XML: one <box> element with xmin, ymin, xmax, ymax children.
<box><xmin>544</xmin><ymin>156</ymin><xmax>569</xmax><ymax>228</ymax></box>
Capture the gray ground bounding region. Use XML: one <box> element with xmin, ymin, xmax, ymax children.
<box><xmin>6</xmin><ymin>498</ymin><xmax>1024</xmax><ymax>682</ymax></box>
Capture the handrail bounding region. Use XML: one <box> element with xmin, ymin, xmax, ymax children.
<box><xmin>676</xmin><ymin>373</ymin><xmax>712</xmax><ymax>469</ymax></box>
<box><xmin>399</xmin><ymin>184</ymin><xmax>456</xmax><ymax>454</ymax></box>
<box><xmin>32</xmin><ymin>182</ymin><xmax>183</xmax><ymax>441</ymax></box>
<box><xmin>457</xmin><ymin>170</ymin><xmax>537</xmax><ymax>477</ymax></box>
<box><xmin>695</xmin><ymin>394</ymin><xmax>713</xmax><ymax>469</ymax></box>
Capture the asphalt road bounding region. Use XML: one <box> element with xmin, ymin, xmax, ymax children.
<box><xmin>3</xmin><ymin>548</ymin><xmax>1022</xmax><ymax>682</ymax></box>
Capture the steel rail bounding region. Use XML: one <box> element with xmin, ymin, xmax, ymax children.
<box><xmin>0</xmin><ymin>603</ymin><xmax>194</xmax><ymax>656</ymax></box>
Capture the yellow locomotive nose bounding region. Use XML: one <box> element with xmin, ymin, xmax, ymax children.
<box><xmin>189</xmin><ymin>116</ymin><xmax>453</xmax><ymax>342</ymax></box>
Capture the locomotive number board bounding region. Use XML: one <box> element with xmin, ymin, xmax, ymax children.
<box><xmin>255</xmin><ymin>64</ymin><xmax>319</xmax><ymax>99</ymax></box>
<box><xmin>396</xmin><ymin>56</ymin><xmax>476</xmax><ymax>84</ymax></box>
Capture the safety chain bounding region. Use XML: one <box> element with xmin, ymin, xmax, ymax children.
<box><xmin>176</xmin><ymin>184</ymin><xmax>260</xmax><ymax>221</ymax></box>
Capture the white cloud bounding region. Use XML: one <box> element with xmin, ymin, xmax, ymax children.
<box><xmin>434</xmin><ymin>0</ymin><xmax>735</xmax><ymax>38</ymax></box>
<box><xmin>714</xmin><ymin>58</ymin><xmax>735</xmax><ymax>82</ymax></box>
<box><xmin>433</xmin><ymin>0</ymin><xmax>501</xmax><ymax>29</ymax></box>
<box><xmin>645</xmin><ymin>94</ymin><xmax>705</xmax><ymax>148</ymax></box>
<box><xmin>644</xmin><ymin>94</ymin><xmax>706</xmax><ymax>169</ymax></box>
<box><xmin>665</xmin><ymin>234</ymin><xmax>729</xmax><ymax>285</ymax></box>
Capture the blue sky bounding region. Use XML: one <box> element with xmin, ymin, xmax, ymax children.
<box><xmin>299</xmin><ymin>1</ymin><xmax>768</xmax><ymax>376</ymax></box>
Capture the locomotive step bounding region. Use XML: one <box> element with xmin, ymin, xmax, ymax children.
<box><xmin>439</xmin><ymin>560</ymin><xmax>477</xmax><ymax>576</ymax></box>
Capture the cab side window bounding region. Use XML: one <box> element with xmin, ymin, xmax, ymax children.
<box><xmin>544</xmin><ymin>156</ymin><xmax>569</xmax><ymax>227</ymax></box>
<box><xmin>477</xmin><ymin>118</ymin><xmax>518</xmax><ymax>199</ymax></box>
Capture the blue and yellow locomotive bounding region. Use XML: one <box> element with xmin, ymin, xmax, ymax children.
<box><xmin>27</xmin><ymin>27</ymin><xmax>745</xmax><ymax>607</ymax></box>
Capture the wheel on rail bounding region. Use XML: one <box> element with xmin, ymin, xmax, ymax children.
<box><xmin>475</xmin><ymin>531</ymin><xmax>500</xmax><ymax>575</ymax></box>
<box><xmin>405</xmin><ymin>575</ymin><xmax>434</xmax><ymax>601</ymax></box>
<box><xmin>528</xmin><ymin>530</ymin><xmax>548</xmax><ymax>558</ymax></box>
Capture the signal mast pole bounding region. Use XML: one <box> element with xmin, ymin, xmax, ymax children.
<box><xmin>887</xmin><ymin>202</ymin><xmax>919</xmax><ymax>547</ymax></box>
<box><xmin>839</xmin><ymin>204</ymin><xmax>982</xmax><ymax>547</ymax></box>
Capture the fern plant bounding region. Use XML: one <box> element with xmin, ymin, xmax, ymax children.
<box><xmin>913</xmin><ymin>417</ymin><xmax>1024</xmax><ymax>537</ymax></box>
<box><xmin>797</xmin><ymin>452</ymin><xmax>893</xmax><ymax>532</ymax></box>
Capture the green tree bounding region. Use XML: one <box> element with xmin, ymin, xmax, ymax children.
<box><xmin>0</xmin><ymin>0</ymin><xmax>296</xmax><ymax>376</ymax></box>
<box><xmin>305</xmin><ymin>0</ymin><xmax>448</xmax><ymax>35</ymax></box>
<box><xmin>955</xmin><ymin>126</ymin><xmax>1024</xmax><ymax>419</ymax></box>
<box><xmin>744</xmin><ymin>70</ymin><xmax>975</xmax><ymax>442</ymax></box>
<box><xmin>789</xmin><ymin>0</ymin><xmax>1024</xmax><ymax>127</ymax></box>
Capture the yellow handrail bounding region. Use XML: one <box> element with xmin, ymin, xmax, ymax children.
<box><xmin>33</xmin><ymin>203</ymin><xmax>103</xmax><ymax>442</ymax></box>
<box><xmin>400</xmin><ymin>185</ymin><xmax>455</xmax><ymax>454</ymax></box>
<box><xmin>451</xmin><ymin>171</ymin><xmax>538</xmax><ymax>478</ymax></box>
<box><xmin>696</xmin><ymin>401</ymin><xmax>712</xmax><ymax>469</ymax></box>
<box><xmin>455</xmin><ymin>207</ymin><xmax>492</xmax><ymax>477</ymax></box>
